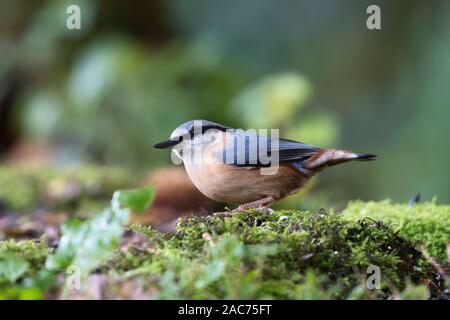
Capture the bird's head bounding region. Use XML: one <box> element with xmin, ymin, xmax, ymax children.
<box><xmin>154</xmin><ymin>120</ymin><xmax>229</xmax><ymax>159</ymax></box>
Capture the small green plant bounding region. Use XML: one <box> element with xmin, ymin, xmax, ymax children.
<box><xmin>0</xmin><ymin>186</ymin><xmax>155</xmax><ymax>299</ymax></box>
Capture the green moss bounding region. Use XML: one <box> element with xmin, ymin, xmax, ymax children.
<box><xmin>0</xmin><ymin>238</ymin><xmax>51</xmax><ymax>276</ymax></box>
<box><xmin>0</xmin><ymin>237</ymin><xmax>52</xmax><ymax>299</ymax></box>
<box><xmin>342</xmin><ymin>200</ymin><xmax>450</xmax><ymax>262</ymax></box>
<box><xmin>1</xmin><ymin>206</ymin><xmax>446</xmax><ymax>299</ymax></box>
<box><xmin>118</xmin><ymin>209</ymin><xmax>444</xmax><ymax>299</ymax></box>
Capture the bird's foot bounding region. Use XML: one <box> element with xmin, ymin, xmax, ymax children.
<box><xmin>233</xmin><ymin>205</ymin><xmax>274</xmax><ymax>214</ymax></box>
<box><xmin>212</xmin><ymin>211</ymin><xmax>233</xmax><ymax>218</ymax></box>
<box><xmin>212</xmin><ymin>197</ymin><xmax>276</xmax><ymax>218</ymax></box>
<box><xmin>212</xmin><ymin>206</ymin><xmax>273</xmax><ymax>218</ymax></box>
<box><xmin>258</xmin><ymin>206</ymin><xmax>274</xmax><ymax>214</ymax></box>
<box><xmin>234</xmin><ymin>196</ymin><xmax>276</xmax><ymax>212</ymax></box>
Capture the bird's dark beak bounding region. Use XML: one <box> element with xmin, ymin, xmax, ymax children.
<box><xmin>153</xmin><ymin>139</ymin><xmax>180</xmax><ymax>149</ymax></box>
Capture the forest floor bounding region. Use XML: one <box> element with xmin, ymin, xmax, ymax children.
<box><xmin>0</xmin><ymin>165</ymin><xmax>449</xmax><ymax>299</ymax></box>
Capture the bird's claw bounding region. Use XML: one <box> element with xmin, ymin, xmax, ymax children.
<box><xmin>258</xmin><ymin>207</ymin><xmax>274</xmax><ymax>214</ymax></box>
<box><xmin>212</xmin><ymin>211</ymin><xmax>233</xmax><ymax>218</ymax></box>
<box><xmin>212</xmin><ymin>206</ymin><xmax>273</xmax><ymax>218</ymax></box>
<box><xmin>234</xmin><ymin>205</ymin><xmax>274</xmax><ymax>213</ymax></box>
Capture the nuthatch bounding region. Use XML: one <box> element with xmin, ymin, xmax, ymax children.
<box><xmin>154</xmin><ymin>120</ymin><xmax>376</xmax><ymax>211</ymax></box>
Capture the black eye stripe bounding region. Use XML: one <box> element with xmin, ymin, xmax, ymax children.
<box><xmin>188</xmin><ymin>125</ymin><xmax>226</xmax><ymax>137</ymax></box>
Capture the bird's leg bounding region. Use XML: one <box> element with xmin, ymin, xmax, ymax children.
<box><xmin>234</xmin><ymin>196</ymin><xmax>276</xmax><ymax>212</ymax></box>
<box><xmin>212</xmin><ymin>196</ymin><xmax>276</xmax><ymax>218</ymax></box>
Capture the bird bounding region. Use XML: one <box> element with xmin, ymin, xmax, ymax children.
<box><xmin>154</xmin><ymin>120</ymin><xmax>376</xmax><ymax>211</ymax></box>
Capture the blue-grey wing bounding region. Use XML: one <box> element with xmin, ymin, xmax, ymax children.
<box><xmin>216</xmin><ymin>131</ymin><xmax>320</xmax><ymax>167</ymax></box>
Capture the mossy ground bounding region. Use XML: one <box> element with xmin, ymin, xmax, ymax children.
<box><xmin>117</xmin><ymin>209</ymin><xmax>446</xmax><ymax>299</ymax></box>
<box><xmin>342</xmin><ymin>200</ymin><xmax>450</xmax><ymax>263</ymax></box>
<box><xmin>0</xmin><ymin>166</ymin><xmax>448</xmax><ymax>299</ymax></box>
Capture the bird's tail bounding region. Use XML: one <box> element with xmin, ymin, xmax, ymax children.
<box><xmin>303</xmin><ymin>149</ymin><xmax>377</xmax><ymax>171</ymax></box>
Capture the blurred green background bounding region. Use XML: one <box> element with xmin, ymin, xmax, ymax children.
<box><xmin>1</xmin><ymin>0</ymin><xmax>449</xmax><ymax>208</ymax></box>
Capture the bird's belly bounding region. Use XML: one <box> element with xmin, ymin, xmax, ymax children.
<box><xmin>183</xmin><ymin>162</ymin><xmax>306</xmax><ymax>204</ymax></box>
